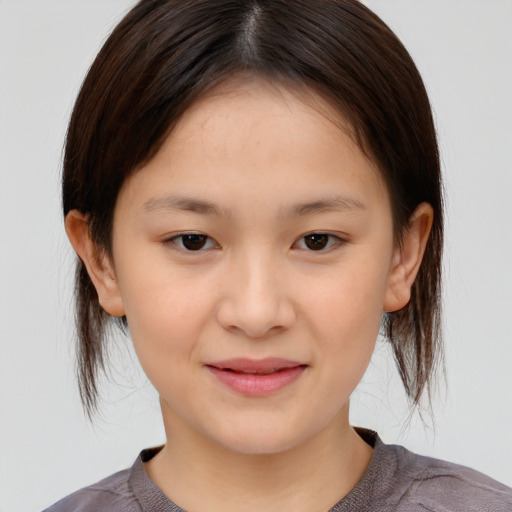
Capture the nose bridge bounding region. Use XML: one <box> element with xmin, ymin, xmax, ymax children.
<box><xmin>217</xmin><ymin>245</ymin><xmax>295</xmax><ymax>337</ymax></box>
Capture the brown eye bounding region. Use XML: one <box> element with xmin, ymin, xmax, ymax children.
<box><xmin>181</xmin><ymin>234</ymin><xmax>208</xmax><ymax>250</ymax></box>
<box><xmin>166</xmin><ymin>232</ymin><xmax>219</xmax><ymax>252</ymax></box>
<box><xmin>303</xmin><ymin>234</ymin><xmax>330</xmax><ymax>250</ymax></box>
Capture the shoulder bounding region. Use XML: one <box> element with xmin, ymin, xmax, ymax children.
<box><xmin>387</xmin><ymin>443</ymin><xmax>512</xmax><ymax>512</ymax></box>
<box><xmin>42</xmin><ymin>468</ymin><xmax>141</xmax><ymax>512</ymax></box>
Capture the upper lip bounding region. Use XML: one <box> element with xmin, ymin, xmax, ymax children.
<box><xmin>205</xmin><ymin>358</ymin><xmax>306</xmax><ymax>374</ymax></box>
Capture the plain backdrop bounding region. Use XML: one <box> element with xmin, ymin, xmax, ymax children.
<box><xmin>1</xmin><ymin>1</ymin><xmax>511</xmax><ymax>510</ymax></box>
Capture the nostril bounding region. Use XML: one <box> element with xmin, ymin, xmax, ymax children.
<box><xmin>215</xmin><ymin>271</ymin><xmax>297</xmax><ymax>336</ymax></box>
<box><xmin>217</xmin><ymin>306</ymin><xmax>295</xmax><ymax>338</ymax></box>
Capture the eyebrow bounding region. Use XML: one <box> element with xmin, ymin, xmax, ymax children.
<box><xmin>142</xmin><ymin>195</ymin><xmax>229</xmax><ymax>217</ymax></box>
<box><xmin>290</xmin><ymin>195</ymin><xmax>366</xmax><ymax>217</ymax></box>
<box><xmin>142</xmin><ymin>194</ymin><xmax>365</xmax><ymax>218</ymax></box>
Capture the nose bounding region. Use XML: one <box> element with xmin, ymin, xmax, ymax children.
<box><xmin>216</xmin><ymin>251</ymin><xmax>296</xmax><ymax>338</ymax></box>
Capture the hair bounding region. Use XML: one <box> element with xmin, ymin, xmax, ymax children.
<box><xmin>63</xmin><ymin>0</ymin><xmax>443</xmax><ymax>419</ymax></box>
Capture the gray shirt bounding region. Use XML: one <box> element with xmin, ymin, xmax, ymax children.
<box><xmin>43</xmin><ymin>429</ymin><xmax>512</xmax><ymax>511</ymax></box>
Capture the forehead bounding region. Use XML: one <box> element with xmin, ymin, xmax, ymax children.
<box><xmin>118</xmin><ymin>77</ymin><xmax>388</xmax><ymax>216</ymax></box>
<box><xmin>171</xmin><ymin>76</ymin><xmax>359</xmax><ymax>156</ymax></box>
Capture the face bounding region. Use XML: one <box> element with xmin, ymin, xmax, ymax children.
<box><xmin>108</xmin><ymin>79</ymin><xmax>400</xmax><ymax>455</ymax></box>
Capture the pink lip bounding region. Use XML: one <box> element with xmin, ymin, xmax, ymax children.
<box><xmin>205</xmin><ymin>358</ymin><xmax>307</xmax><ymax>397</ymax></box>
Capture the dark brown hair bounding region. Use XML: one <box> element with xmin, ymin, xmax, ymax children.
<box><xmin>63</xmin><ymin>0</ymin><xmax>443</xmax><ymax>418</ymax></box>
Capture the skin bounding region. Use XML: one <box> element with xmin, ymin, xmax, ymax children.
<box><xmin>66</xmin><ymin>77</ymin><xmax>433</xmax><ymax>512</ymax></box>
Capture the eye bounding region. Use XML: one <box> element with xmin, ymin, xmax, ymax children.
<box><xmin>166</xmin><ymin>233</ymin><xmax>219</xmax><ymax>251</ymax></box>
<box><xmin>295</xmin><ymin>233</ymin><xmax>344</xmax><ymax>251</ymax></box>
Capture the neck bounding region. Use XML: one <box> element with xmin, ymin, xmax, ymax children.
<box><xmin>145</xmin><ymin>404</ymin><xmax>373</xmax><ymax>512</ymax></box>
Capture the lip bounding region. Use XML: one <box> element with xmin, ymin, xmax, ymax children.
<box><xmin>205</xmin><ymin>358</ymin><xmax>307</xmax><ymax>397</ymax></box>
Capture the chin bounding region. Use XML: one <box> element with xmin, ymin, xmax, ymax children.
<box><xmin>211</xmin><ymin>421</ymin><xmax>311</xmax><ymax>456</ymax></box>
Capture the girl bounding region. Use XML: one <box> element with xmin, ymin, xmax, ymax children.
<box><xmin>44</xmin><ymin>1</ymin><xmax>511</xmax><ymax>510</ymax></box>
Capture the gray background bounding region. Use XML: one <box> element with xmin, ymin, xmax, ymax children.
<box><xmin>1</xmin><ymin>1</ymin><xmax>511</xmax><ymax>510</ymax></box>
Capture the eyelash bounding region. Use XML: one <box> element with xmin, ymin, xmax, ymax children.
<box><xmin>293</xmin><ymin>233</ymin><xmax>346</xmax><ymax>251</ymax></box>
<box><xmin>165</xmin><ymin>233</ymin><xmax>219</xmax><ymax>251</ymax></box>
<box><xmin>164</xmin><ymin>232</ymin><xmax>347</xmax><ymax>253</ymax></box>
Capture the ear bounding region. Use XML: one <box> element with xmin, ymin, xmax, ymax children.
<box><xmin>384</xmin><ymin>202</ymin><xmax>434</xmax><ymax>313</ymax></box>
<box><xmin>65</xmin><ymin>210</ymin><xmax>126</xmax><ymax>317</ymax></box>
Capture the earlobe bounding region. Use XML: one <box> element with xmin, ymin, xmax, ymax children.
<box><xmin>384</xmin><ymin>203</ymin><xmax>433</xmax><ymax>313</ymax></box>
<box><xmin>65</xmin><ymin>210</ymin><xmax>126</xmax><ymax>317</ymax></box>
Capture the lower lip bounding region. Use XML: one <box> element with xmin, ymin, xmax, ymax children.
<box><xmin>206</xmin><ymin>365</ymin><xmax>306</xmax><ymax>396</ymax></box>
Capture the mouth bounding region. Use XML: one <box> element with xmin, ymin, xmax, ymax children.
<box><xmin>205</xmin><ymin>358</ymin><xmax>307</xmax><ymax>396</ymax></box>
<box><xmin>219</xmin><ymin>368</ymin><xmax>286</xmax><ymax>375</ymax></box>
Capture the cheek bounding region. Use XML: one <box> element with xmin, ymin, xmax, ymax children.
<box><xmin>116</xmin><ymin>259</ymin><xmax>215</xmax><ymax>376</ymax></box>
<box><xmin>303</xmin><ymin>259</ymin><xmax>389</xmax><ymax>381</ymax></box>
<box><xmin>308</xmin><ymin>262</ymin><xmax>388</xmax><ymax>337</ymax></box>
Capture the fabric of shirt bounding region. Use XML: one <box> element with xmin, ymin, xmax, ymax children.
<box><xmin>43</xmin><ymin>429</ymin><xmax>512</xmax><ymax>512</ymax></box>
